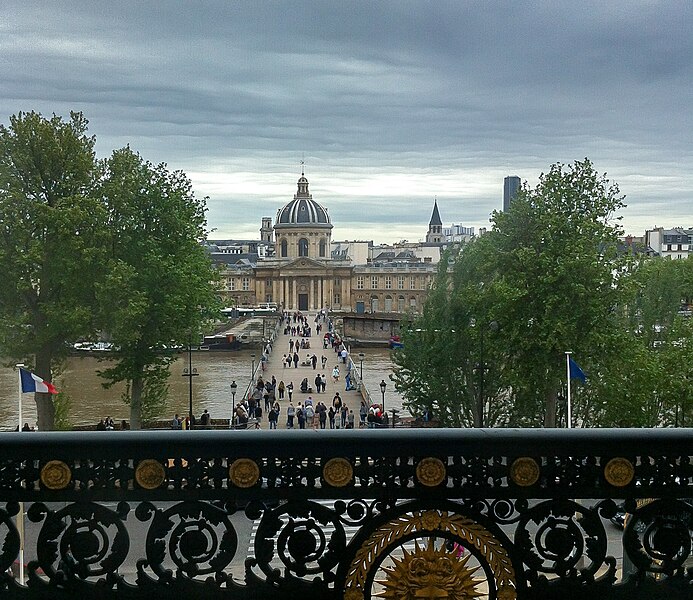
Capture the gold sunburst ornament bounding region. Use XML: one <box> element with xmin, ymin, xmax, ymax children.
<box><xmin>375</xmin><ymin>538</ymin><xmax>482</xmax><ymax>599</ymax></box>
<box><xmin>345</xmin><ymin>509</ymin><xmax>517</xmax><ymax>599</ymax></box>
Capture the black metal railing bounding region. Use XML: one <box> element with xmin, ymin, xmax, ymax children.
<box><xmin>0</xmin><ymin>428</ymin><xmax>690</xmax><ymax>599</ymax></box>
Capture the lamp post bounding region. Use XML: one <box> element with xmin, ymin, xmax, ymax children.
<box><xmin>251</xmin><ymin>353</ymin><xmax>256</xmax><ymax>380</ymax></box>
<box><xmin>379</xmin><ymin>379</ymin><xmax>387</xmax><ymax>414</ymax></box>
<box><xmin>230</xmin><ymin>380</ymin><xmax>237</xmax><ymax>407</ymax></box>
<box><xmin>182</xmin><ymin>341</ymin><xmax>199</xmax><ymax>430</ymax></box>
<box><xmin>358</xmin><ymin>352</ymin><xmax>365</xmax><ymax>381</ymax></box>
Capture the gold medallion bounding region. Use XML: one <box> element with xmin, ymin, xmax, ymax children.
<box><xmin>323</xmin><ymin>457</ymin><xmax>353</xmax><ymax>487</ymax></box>
<box><xmin>604</xmin><ymin>457</ymin><xmax>634</xmax><ymax>487</ymax></box>
<box><xmin>135</xmin><ymin>459</ymin><xmax>166</xmax><ymax>490</ymax></box>
<box><xmin>510</xmin><ymin>457</ymin><xmax>540</xmax><ymax>487</ymax></box>
<box><xmin>40</xmin><ymin>460</ymin><xmax>72</xmax><ymax>490</ymax></box>
<box><xmin>229</xmin><ymin>458</ymin><xmax>260</xmax><ymax>488</ymax></box>
<box><xmin>415</xmin><ymin>457</ymin><xmax>446</xmax><ymax>487</ymax></box>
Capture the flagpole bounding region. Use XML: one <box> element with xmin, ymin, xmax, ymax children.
<box><xmin>15</xmin><ymin>364</ymin><xmax>25</xmax><ymax>585</ymax></box>
<box><xmin>565</xmin><ymin>352</ymin><xmax>572</xmax><ymax>429</ymax></box>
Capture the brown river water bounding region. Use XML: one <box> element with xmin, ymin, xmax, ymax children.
<box><xmin>0</xmin><ymin>348</ymin><xmax>403</xmax><ymax>430</ymax></box>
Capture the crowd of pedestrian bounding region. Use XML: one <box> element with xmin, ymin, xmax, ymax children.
<box><xmin>165</xmin><ymin>309</ymin><xmax>380</xmax><ymax>432</ymax></box>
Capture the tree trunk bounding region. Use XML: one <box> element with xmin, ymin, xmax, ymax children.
<box><xmin>130</xmin><ymin>376</ymin><xmax>143</xmax><ymax>430</ymax></box>
<box><xmin>544</xmin><ymin>386</ymin><xmax>558</xmax><ymax>428</ymax></box>
<box><xmin>34</xmin><ymin>347</ymin><xmax>55</xmax><ymax>431</ymax></box>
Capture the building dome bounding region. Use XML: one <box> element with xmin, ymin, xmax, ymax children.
<box><xmin>276</xmin><ymin>174</ymin><xmax>331</xmax><ymax>226</ymax></box>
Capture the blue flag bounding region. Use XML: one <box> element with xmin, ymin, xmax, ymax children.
<box><xmin>569</xmin><ymin>357</ymin><xmax>587</xmax><ymax>383</ymax></box>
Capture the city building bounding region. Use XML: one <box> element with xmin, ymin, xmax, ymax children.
<box><xmin>210</xmin><ymin>172</ymin><xmax>438</xmax><ymax>313</ymax></box>
<box><xmin>503</xmin><ymin>175</ymin><xmax>521</xmax><ymax>212</ymax></box>
<box><xmin>645</xmin><ymin>227</ymin><xmax>693</xmax><ymax>259</ymax></box>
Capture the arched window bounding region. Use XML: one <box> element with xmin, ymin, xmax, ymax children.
<box><xmin>384</xmin><ymin>295</ymin><xmax>393</xmax><ymax>312</ymax></box>
<box><xmin>280</xmin><ymin>239</ymin><xmax>288</xmax><ymax>257</ymax></box>
<box><xmin>319</xmin><ymin>239</ymin><xmax>326</xmax><ymax>257</ymax></box>
<box><xmin>299</xmin><ymin>238</ymin><xmax>309</xmax><ymax>257</ymax></box>
<box><xmin>397</xmin><ymin>296</ymin><xmax>405</xmax><ymax>312</ymax></box>
<box><xmin>371</xmin><ymin>295</ymin><xmax>379</xmax><ymax>313</ymax></box>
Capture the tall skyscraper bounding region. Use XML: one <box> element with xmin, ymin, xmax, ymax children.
<box><xmin>503</xmin><ymin>176</ymin><xmax>521</xmax><ymax>212</ymax></box>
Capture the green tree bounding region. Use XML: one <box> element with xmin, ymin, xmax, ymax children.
<box><xmin>97</xmin><ymin>147</ymin><xmax>220</xmax><ymax>429</ymax></box>
<box><xmin>486</xmin><ymin>160</ymin><xmax>627</xmax><ymax>426</ymax></box>
<box><xmin>395</xmin><ymin>159</ymin><xmax>628</xmax><ymax>427</ymax></box>
<box><xmin>393</xmin><ymin>239</ymin><xmax>508</xmax><ymax>427</ymax></box>
<box><xmin>0</xmin><ymin>111</ymin><xmax>103</xmax><ymax>430</ymax></box>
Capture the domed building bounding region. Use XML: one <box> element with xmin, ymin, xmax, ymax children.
<box><xmin>253</xmin><ymin>171</ymin><xmax>352</xmax><ymax>311</ymax></box>
<box><xmin>210</xmin><ymin>169</ymin><xmax>441</xmax><ymax>314</ymax></box>
<box><xmin>274</xmin><ymin>172</ymin><xmax>333</xmax><ymax>260</ymax></box>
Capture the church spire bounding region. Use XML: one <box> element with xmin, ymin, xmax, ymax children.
<box><xmin>429</xmin><ymin>199</ymin><xmax>442</xmax><ymax>227</ymax></box>
<box><xmin>426</xmin><ymin>199</ymin><xmax>443</xmax><ymax>243</ymax></box>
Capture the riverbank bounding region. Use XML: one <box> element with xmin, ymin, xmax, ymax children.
<box><xmin>0</xmin><ymin>344</ymin><xmax>403</xmax><ymax>430</ymax></box>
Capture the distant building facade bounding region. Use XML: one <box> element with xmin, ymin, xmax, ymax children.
<box><xmin>209</xmin><ymin>172</ymin><xmax>438</xmax><ymax>313</ymax></box>
<box><xmin>645</xmin><ymin>227</ymin><xmax>693</xmax><ymax>259</ymax></box>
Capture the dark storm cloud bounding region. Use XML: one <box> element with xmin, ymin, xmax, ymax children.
<box><xmin>1</xmin><ymin>1</ymin><xmax>691</xmax><ymax>241</ymax></box>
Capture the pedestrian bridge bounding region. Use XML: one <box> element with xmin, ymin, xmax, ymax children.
<box><xmin>0</xmin><ymin>428</ymin><xmax>691</xmax><ymax>599</ymax></box>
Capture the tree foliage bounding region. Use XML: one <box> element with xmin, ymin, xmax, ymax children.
<box><xmin>395</xmin><ymin>159</ymin><xmax>632</xmax><ymax>427</ymax></box>
<box><xmin>0</xmin><ymin>111</ymin><xmax>103</xmax><ymax>429</ymax></box>
<box><xmin>0</xmin><ymin>111</ymin><xmax>220</xmax><ymax>429</ymax></box>
<box><xmin>96</xmin><ymin>147</ymin><xmax>221</xmax><ymax>428</ymax></box>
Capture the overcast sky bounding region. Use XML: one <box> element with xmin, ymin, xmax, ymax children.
<box><xmin>2</xmin><ymin>1</ymin><xmax>691</xmax><ymax>243</ymax></box>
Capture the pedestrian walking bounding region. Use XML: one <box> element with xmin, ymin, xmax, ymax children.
<box><xmin>332</xmin><ymin>365</ymin><xmax>340</xmax><ymax>382</ymax></box>
<box><xmin>287</xmin><ymin>381</ymin><xmax>293</xmax><ymax>401</ymax></box>
<box><xmin>268</xmin><ymin>406</ymin><xmax>278</xmax><ymax>429</ymax></box>
<box><xmin>314</xmin><ymin>373</ymin><xmax>322</xmax><ymax>393</ymax></box>
<box><xmin>287</xmin><ymin>402</ymin><xmax>295</xmax><ymax>428</ymax></box>
<box><xmin>278</xmin><ymin>380</ymin><xmax>285</xmax><ymax>399</ymax></box>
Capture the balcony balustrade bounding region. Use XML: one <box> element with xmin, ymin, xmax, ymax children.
<box><xmin>0</xmin><ymin>428</ymin><xmax>690</xmax><ymax>599</ymax></box>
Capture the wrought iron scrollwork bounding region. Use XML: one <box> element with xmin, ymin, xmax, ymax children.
<box><xmin>135</xmin><ymin>500</ymin><xmax>238</xmax><ymax>585</ymax></box>
<box><xmin>623</xmin><ymin>498</ymin><xmax>693</xmax><ymax>577</ymax></box>
<box><xmin>514</xmin><ymin>498</ymin><xmax>614</xmax><ymax>585</ymax></box>
<box><xmin>26</xmin><ymin>500</ymin><xmax>130</xmax><ymax>586</ymax></box>
<box><xmin>248</xmin><ymin>499</ymin><xmax>348</xmax><ymax>584</ymax></box>
<box><xmin>0</xmin><ymin>503</ymin><xmax>20</xmax><ymax>578</ymax></box>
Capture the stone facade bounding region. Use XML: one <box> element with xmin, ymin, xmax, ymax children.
<box><xmin>212</xmin><ymin>173</ymin><xmax>438</xmax><ymax>313</ymax></box>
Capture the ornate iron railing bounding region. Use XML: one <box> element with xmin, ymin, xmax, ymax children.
<box><xmin>0</xmin><ymin>428</ymin><xmax>691</xmax><ymax>599</ymax></box>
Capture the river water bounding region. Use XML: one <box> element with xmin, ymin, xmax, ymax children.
<box><xmin>0</xmin><ymin>348</ymin><xmax>403</xmax><ymax>429</ymax></box>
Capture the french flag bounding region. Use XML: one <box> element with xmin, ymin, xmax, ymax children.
<box><xmin>20</xmin><ymin>368</ymin><xmax>58</xmax><ymax>394</ymax></box>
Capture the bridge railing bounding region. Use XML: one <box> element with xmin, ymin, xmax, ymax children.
<box><xmin>0</xmin><ymin>428</ymin><xmax>691</xmax><ymax>599</ymax></box>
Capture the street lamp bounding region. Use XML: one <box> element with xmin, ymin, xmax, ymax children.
<box><xmin>251</xmin><ymin>353</ymin><xmax>256</xmax><ymax>380</ymax></box>
<box><xmin>230</xmin><ymin>380</ymin><xmax>237</xmax><ymax>405</ymax></box>
<box><xmin>182</xmin><ymin>342</ymin><xmax>199</xmax><ymax>430</ymax></box>
<box><xmin>358</xmin><ymin>352</ymin><xmax>365</xmax><ymax>381</ymax></box>
<box><xmin>379</xmin><ymin>379</ymin><xmax>387</xmax><ymax>414</ymax></box>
